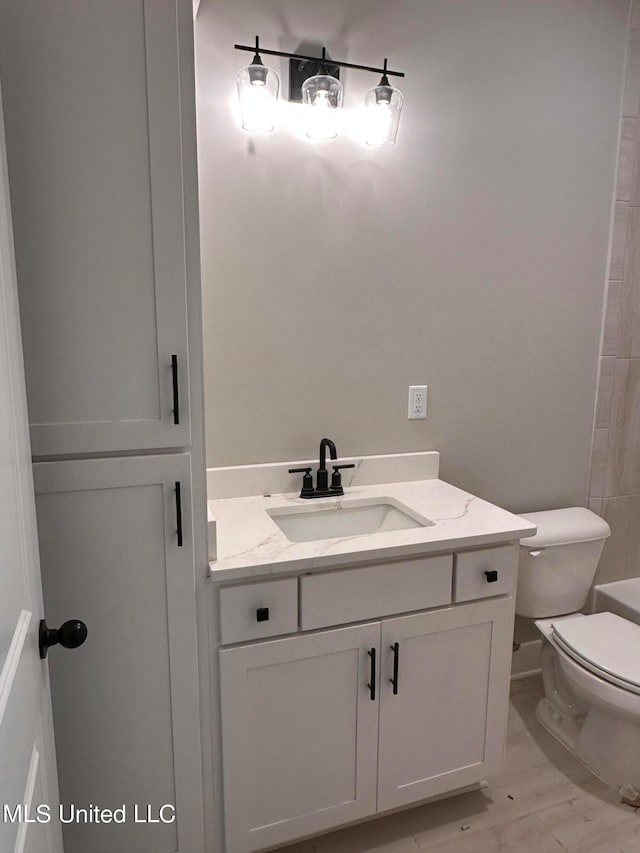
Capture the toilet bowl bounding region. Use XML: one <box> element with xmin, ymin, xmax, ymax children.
<box><xmin>516</xmin><ymin>508</ymin><xmax>640</xmax><ymax>798</ymax></box>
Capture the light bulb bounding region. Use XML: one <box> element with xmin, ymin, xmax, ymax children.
<box><xmin>238</xmin><ymin>81</ymin><xmax>275</xmax><ymax>132</ymax></box>
<box><xmin>307</xmin><ymin>90</ymin><xmax>336</xmax><ymax>139</ymax></box>
<box><xmin>366</xmin><ymin>103</ymin><xmax>395</xmax><ymax>146</ymax></box>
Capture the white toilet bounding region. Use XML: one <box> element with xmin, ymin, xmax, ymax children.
<box><xmin>516</xmin><ymin>506</ymin><xmax>640</xmax><ymax>799</ymax></box>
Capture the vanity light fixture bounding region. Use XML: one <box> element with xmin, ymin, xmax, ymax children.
<box><xmin>234</xmin><ymin>38</ymin><xmax>405</xmax><ymax>143</ymax></box>
<box><xmin>235</xmin><ymin>36</ymin><xmax>279</xmax><ymax>133</ymax></box>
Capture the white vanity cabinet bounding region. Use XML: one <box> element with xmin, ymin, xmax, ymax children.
<box><xmin>219</xmin><ymin>623</ymin><xmax>380</xmax><ymax>853</ymax></box>
<box><xmin>377</xmin><ymin>597</ymin><xmax>513</xmax><ymax>812</ymax></box>
<box><xmin>217</xmin><ymin>545</ymin><xmax>517</xmax><ymax>853</ymax></box>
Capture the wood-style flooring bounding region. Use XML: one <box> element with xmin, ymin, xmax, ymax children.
<box><xmin>273</xmin><ymin>675</ymin><xmax>640</xmax><ymax>853</ymax></box>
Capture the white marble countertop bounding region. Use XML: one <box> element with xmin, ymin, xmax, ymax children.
<box><xmin>208</xmin><ymin>478</ymin><xmax>537</xmax><ymax>582</ymax></box>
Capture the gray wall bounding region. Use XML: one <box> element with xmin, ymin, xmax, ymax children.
<box><xmin>196</xmin><ymin>0</ymin><xmax>628</xmax><ymax>513</ymax></box>
<box><xmin>589</xmin><ymin>1</ymin><xmax>640</xmax><ymax>587</ymax></box>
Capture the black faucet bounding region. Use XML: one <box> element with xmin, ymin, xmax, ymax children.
<box><xmin>289</xmin><ymin>438</ymin><xmax>355</xmax><ymax>499</ymax></box>
<box><xmin>317</xmin><ymin>438</ymin><xmax>337</xmax><ymax>491</ymax></box>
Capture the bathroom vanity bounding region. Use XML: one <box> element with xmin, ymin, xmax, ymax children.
<box><xmin>208</xmin><ymin>452</ymin><xmax>536</xmax><ymax>853</ymax></box>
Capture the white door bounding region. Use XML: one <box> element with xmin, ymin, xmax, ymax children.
<box><xmin>219</xmin><ymin>622</ymin><xmax>380</xmax><ymax>853</ymax></box>
<box><xmin>0</xmin><ymin>82</ymin><xmax>63</xmax><ymax>853</ymax></box>
<box><xmin>377</xmin><ymin>598</ymin><xmax>514</xmax><ymax>812</ymax></box>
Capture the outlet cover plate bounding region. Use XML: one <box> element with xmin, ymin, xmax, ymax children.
<box><xmin>408</xmin><ymin>385</ymin><xmax>428</xmax><ymax>419</ymax></box>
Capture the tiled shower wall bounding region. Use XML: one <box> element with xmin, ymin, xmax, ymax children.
<box><xmin>590</xmin><ymin>1</ymin><xmax>640</xmax><ymax>584</ymax></box>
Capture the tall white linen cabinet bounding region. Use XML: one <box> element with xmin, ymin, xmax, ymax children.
<box><xmin>0</xmin><ymin>3</ymin><xmax>210</xmax><ymax>853</ymax></box>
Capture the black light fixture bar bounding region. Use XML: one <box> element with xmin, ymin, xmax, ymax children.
<box><xmin>234</xmin><ymin>42</ymin><xmax>405</xmax><ymax>79</ymax></box>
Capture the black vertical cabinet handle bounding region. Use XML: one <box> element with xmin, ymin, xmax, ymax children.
<box><xmin>390</xmin><ymin>642</ymin><xmax>399</xmax><ymax>695</ymax></box>
<box><xmin>171</xmin><ymin>354</ymin><xmax>180</xmax><ymax>425</ymax></box>
<box><xmin>175</xmin><ymin>481</ymin><xmax>183</xmax><ymax>547</ymax></box>
<box><xmin>367</xmin><ymin>648</ymin><xmax>376</xmax><ymax>701</ymax></box>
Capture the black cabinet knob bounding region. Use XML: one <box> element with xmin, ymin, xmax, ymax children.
<box><xmin>256</xmin><ymin>607</ymin><xmax>270</xmax><ymax>623</ymax></box>
<box><xmin>39</xmin><ymin>619</ymin><xmax>88</xmax><ymax>659</ymax></box>
<box><xmin>484</xmin><ymin>570</ymin><xmax>498</xmax><ymax>583</ymax></box>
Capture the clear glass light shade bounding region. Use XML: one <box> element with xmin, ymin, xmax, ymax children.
<box><xmin>302</xmin><ymin>74</ymin><xmax>343</xmax><ymax>140</ymax></box>
<box><xmin>236</xmin><ymin>62</ymin><xmax>279</xmax><ymax>133</ymax></box>
<box><xmin>364</xmin><ymin>83</ymin><xmax>403</xmax><ymax>146</ymax></box>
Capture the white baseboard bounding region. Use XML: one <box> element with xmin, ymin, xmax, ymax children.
<box><xmin>511</xmin><ymin>639</ymin><xmax>541</xmax><ymax>679</ymax></box>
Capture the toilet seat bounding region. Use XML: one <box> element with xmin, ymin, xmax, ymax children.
<box><xmin>551</xmin><ymin>612</ymin><xmax>640</xmax><ymax>695</ymax></box>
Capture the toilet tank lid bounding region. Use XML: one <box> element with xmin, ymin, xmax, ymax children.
<box><xmin>519</xmin><ymin>507</ymin><xmax>610</xmax><ymax>548</ymax></box>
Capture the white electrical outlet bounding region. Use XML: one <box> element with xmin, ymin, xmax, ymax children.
<box><xmin>408</xmin><ymin>385</ymin><xmax>428</xmax><ymax>419</ymax></box>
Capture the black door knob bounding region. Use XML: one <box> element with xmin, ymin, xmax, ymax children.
<box><xmin>39</xmin><ymin>619</ymin><xmax>88</xmax><ymax>659</ymax></box>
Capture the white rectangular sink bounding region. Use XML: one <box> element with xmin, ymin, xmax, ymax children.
<box><xmin>268</xmin><ymin>498</ymin><xmax>432</xmax><ymax>543</ymax></box>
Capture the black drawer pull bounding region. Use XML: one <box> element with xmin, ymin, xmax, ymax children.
<box><xmin>171</xmin><ymin>354</ymin><xmax>180</xmax><ymax>425</ymax></box>
<box><xmin>256</xmin><ymin>607</ymin><xmax>270</xmax><ymax>622</ymax></box>
<box><xmin>367</xmin><ymin>648</ymin><xmax>376</xmax><ymax>701</ymax></box>
<box><xmin>390</xmin><ymin>642</ymin><xmax>399</xmax><ymax>695</ymax></box>
<box><xmin>485</xmin><ymin>570</ymin><xmax>498</xmax><ymax>583</ymax></box>
<box><xmin>175</xmin><ymin>481</ymin><xmax>183</xmax><ymax>547</ymax></box>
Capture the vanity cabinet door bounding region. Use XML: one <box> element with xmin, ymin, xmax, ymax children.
<box><xmin>32</xmin><ymin>454</ymin><xmax>204</xmax><ymax>853</ymax></box>
<box><xmin>219</xmin><ymin>623</ymin><xmax>380</xmax><ymax>853</ymax></box>
<box><xmin>0</xmin><ymin>0</ymin><xmax>192</xmax><ymax>456</ymax></box>
<box><xmin>377</xmin><ymin>598</ymin><xmax>514</xmax><ymax>812</ymax></box>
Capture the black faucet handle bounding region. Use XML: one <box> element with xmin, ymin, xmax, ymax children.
<box><xmin>330</xmin><ymin>463</ymin><xmax>355</xmax><ymax>492</ymax></box>
<box><xmin>288</xmin><ymin>467</ymin><xmax>315</xmax><ymax>498</ymax></box>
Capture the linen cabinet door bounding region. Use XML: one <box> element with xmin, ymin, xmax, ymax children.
<box><xmin>219</xmin><ymin>623</ymin><xmax>380</xmax><ymax>853</ymax></box>
<box><xmin>33</xmin><ymin>454</ymin><xmax>204</xmax><ymax>853</ymax></box>
<box><xmin>0</xmin><ymin>0</ymin><xmax>191</xmax><ymax>455</ymax></box>
<box><xmin>377</xmin><ymin>598</ymin><xmax>514</xmax><ymax>812</ymax></box>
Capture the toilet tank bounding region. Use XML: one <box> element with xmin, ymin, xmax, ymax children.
<box><xmin>515</xmin><ymin>507</ymin><xmax>610</xmax><ymax>618</ymax></box>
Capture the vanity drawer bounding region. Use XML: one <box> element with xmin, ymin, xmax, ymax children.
<box><xmin>219</xmin><ymin>578</ymin><xmax>298</xmax><ymax>644</ymax></box>
<box><xmin>299</xmin><ymin>554</ymin><xmax>452</xmax><ymax>631</ymax></box>
<box><xmin>453</xmin><ymin>544</ymin><xmax>517</xmax><ymax>602</ymax></box>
